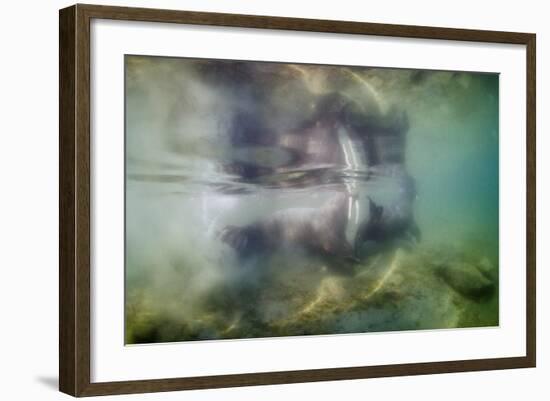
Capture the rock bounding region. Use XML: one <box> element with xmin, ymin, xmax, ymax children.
<box><xmin>436</xmin><ymin>261</ymin><xmax>495</xmax><ymax>301</ymax></box>
<box><xmin>477</xmin><ymin>256</ymin><xmax>497</xmax><ymax>279</ymax></box>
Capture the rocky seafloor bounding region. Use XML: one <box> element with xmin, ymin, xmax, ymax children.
<box><xmin>125</xmin><ymin>242</ymin><xmax>498</xmax><ymax>344</ymax></box>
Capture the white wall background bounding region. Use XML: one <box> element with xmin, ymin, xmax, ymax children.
<box><xmin>0</xmin><ymin>0</ymin><xmax>546</xmax><ymax>400</ymax></box>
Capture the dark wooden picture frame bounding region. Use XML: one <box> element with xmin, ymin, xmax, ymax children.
<box><xmin>59</xmin><ymin>3</ymin><xmax>536</xmax><ymax>397</ymax></box>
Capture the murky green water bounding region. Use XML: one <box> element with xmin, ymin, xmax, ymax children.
<box><xmin>125</xmin><ymin>56</ymin><xmax>499</xmax><ymax>344</ymax></box>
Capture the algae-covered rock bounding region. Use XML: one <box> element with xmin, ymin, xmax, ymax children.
<box><xmin>436</xmin><ymin>261</ymin><xmax>495</xmax><ymax>300</ymax></box>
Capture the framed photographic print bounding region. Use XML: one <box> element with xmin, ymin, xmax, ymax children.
<box><xmin>59</xmin><ymin>4</ymin><xmax>536</xmax><ymax>397</ymax></box>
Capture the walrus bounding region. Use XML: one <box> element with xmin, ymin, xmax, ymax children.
<box><xmin>220</xmin><ymin>191</ymin><xmax>359</xmax><ymax>274</ymax></box>
<box><xmin>211</xmin><ymin>62</ymin><xmax>420</xmax><ymax>270</ymax></box>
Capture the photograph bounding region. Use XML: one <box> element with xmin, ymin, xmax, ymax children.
<box><xmin>53</xmin><ymin>2</ymin><xmax>536</xmax><ymax>397</ymax></box>
<box><xmin>124</xmin><ymin>55</ymin><xmax>500</xmax><ymax>344</ymax></box>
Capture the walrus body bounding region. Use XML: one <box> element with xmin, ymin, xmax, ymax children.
<box><xmin>211</xmin><ymin>63</ymin><xmax>419</xmax><ymax>271</ymax></box>
<box><xmin>220</xmin><ymin>192</ymin><xmax>358</xmax><ymax>273</ymax></box>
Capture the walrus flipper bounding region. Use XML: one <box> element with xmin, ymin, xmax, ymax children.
<box><xmin>368</xmin><ymin>197</ymin><xmax>384</xmax><ymax>222</ymax></box>
<box><xmin>353</xmin><ymin>198</ymin><xmax>384</xmax><ymax>257</ymax></box>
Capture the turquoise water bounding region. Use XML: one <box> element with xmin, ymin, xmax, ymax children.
<box><xmin>407</xmin><ymin>72</ymin><xmax>499</xmax><ymax>254</ymax></box>
<box><xmin>125</xmin><ymin>56</ymin><xmax>499</xmax><ymax>344</ymax></box>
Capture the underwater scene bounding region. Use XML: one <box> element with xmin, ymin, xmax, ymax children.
<box><xmin>125</xmin><ymin>55</ymin><xmax>499</xmax><ymax>344</ymax></box>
